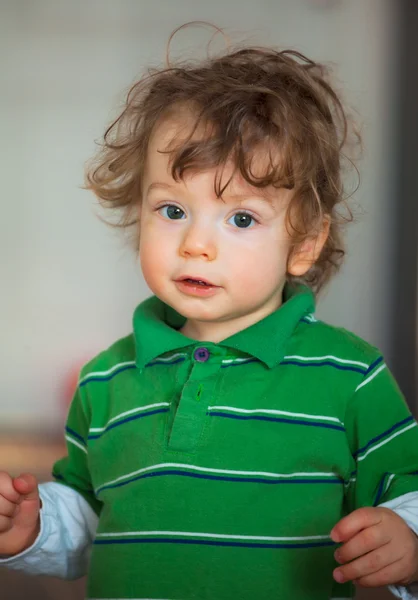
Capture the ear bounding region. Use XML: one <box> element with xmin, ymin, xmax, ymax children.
<box><xmin>287</xmin><ymin>218</ymin><xmax>330</xmax><ymax>278</ymax></box>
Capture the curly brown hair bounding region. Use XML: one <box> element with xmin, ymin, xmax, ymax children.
<box><xmin>86</xmin><ymin>43</ymin><xmax>359</xmax><ymax>293</ymax></box>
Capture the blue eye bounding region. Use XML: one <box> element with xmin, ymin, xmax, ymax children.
<box><xmin>160</xmin><ymin>205</ymin><xmax>185</xmax><ymax>220</ymax></box>
<box><xmin>229</xmin><ymin>212</ymin><xmax>255</xmax><ymax>228</ymax></box>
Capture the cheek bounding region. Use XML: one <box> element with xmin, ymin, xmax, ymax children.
<box><xmin>226</xmin><ymin>233</ymin><xmax>290</xmax><ymax>289</ymax></box>
<box><xmin>140</xmin><ymin>242</ymin><xmax>158</xmax><ymax>285</ymax></box>
<box><xmin>139</xmin><ymin>225</ymin><xmax>173</xmax><ymax>288</ymax></box>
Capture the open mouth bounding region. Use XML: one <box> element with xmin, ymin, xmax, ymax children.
<box><xmin>183</xmin><ymin>278</ymin><xmax>212</xmax><ymax>287</ymax></box>
<box><xmin>178</xmin><ymin>277</ymin><xmax>217</xmax><ymax>287</ymax></box>
<box><xmin>175</xmin><ymin>276</ymin><xmax>220</xmax><ymax>296</ymax></box>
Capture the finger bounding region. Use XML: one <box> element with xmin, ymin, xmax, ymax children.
<box><xmin>355</xmin><ymin>556</ymin><xmax>408</xmax><ymax>588</ymax></box>
<box><xmin>12</xmin><ymin>474</ymin><xmax>39</xmax><ymax>501</ymax></box>
<box><xmin>335</xmin><ymin>523</ymin><xmax>391</xmax><ymax>564</ymax></box>
<box><xmin>0</xmin><ymin>472</ymin><xmax>20</xmax><ymax>504</ymax></box>
<box><xmin>331</xmin><ymin>507</ymin><xmax>383</xmax><ymax>543</ymax></box>
<box><xmin>11</xmin><ymin>475</ymin><xmax>40</xmax><ymax>529</ymax></box>
<box><xmin>0</xmin><ymin>495</ymin><xmax>19</xmax><ymax>518</ymax></box>
<box><xmin>334</xmin><ymin>541</ymin><xmax>397</xmax><ymax>583</ymax></box>
<box><xmin>0</xmin><ymin>514</ymin><xmax>13</xmax><ymax>533</ymax></box>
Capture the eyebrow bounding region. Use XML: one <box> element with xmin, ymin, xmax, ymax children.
<box><xmin>146</xmin><ymin>181</ymin><xmax>274</xmax><ymax>205</ymax></box>
<box><xmin>146</xmin><ymin>182</ymin><xmax>176</xmax><ymax>195</ymax></box>
<box><xmin>227</xmin><ymin>193</ymin><xmax>273</xmax><ymax>205</ymax></box>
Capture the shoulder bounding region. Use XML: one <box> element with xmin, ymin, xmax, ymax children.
<box><xmin>78</xmin><ymin>333</ymin><xmax>136</xmax><ymax>384</ymax></box>
<box><xmin>293</xmin><ymin>317</ymin><xmax>382</xmax><ymax>371</ymax></box>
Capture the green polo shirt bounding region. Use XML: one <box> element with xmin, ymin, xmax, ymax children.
<box><xmin>53</xmin><ymin>284</ymin><xmax>418</xmax><ymax>599</ymax></box>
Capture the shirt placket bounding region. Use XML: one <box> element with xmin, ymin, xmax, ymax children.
<box><xmin>167</xmin><ymin>344</ymin><xmax>225</xmax><ymax>452</ymax></box>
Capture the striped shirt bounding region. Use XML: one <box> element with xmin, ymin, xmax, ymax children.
<box><xmin>53</xmin><ymin>284</ymin><xmax>418</xmax><ymax>599</ymax></box>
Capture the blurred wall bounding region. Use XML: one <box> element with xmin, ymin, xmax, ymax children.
<box><xmin>389</xmin><ymin>0</ymin><xmax>418</xmax><ymax>406</ymax></box>
<box><xmin>0</xmin><ymin>0</ymin><xmax>398</xmax><ymax>431</ymax></box>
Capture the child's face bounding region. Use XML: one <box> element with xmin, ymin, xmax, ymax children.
<box><xmin>139</xmin><ymin>117</ymin><xmax>307</xmax><ymax>341</ymax></box>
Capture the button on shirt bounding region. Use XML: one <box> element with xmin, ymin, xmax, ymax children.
<box><xmin>52</xmin><ymin>284</ymin><xmax>418</xmax><ymax>600</ymax></box>
<box><xmin>193</xmin><ymin>347</ymin><xmax>210</xmax><ymax>362</ymax></box>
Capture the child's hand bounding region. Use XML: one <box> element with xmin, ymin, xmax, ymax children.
<box><xmin>0</xmin><ymin>471</ymin><xmax>41</xmax><ymax>557</ymax></box>
<box><xmin>331</xmin><ymin>507</ymin><xmax>418</xmax><ymax>588</ymax></box>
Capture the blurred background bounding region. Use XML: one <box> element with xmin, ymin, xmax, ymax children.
<box><xmin>0</xmin><ymin>0</ymin><xmax>417</xmax><ymax>598</ymax></box>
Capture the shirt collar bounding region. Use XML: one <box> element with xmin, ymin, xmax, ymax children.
<box><xmin>133</xmin><ymin>284</ymin><xmax>315</xmax><ymax>370</ymax></box>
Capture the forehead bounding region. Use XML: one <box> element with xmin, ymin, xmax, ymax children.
<box><xmin>144</xmin><ymin>113</ymin><xmax>287</xmax><ymax>201</ymax></box>
<box><xmin>145</xmin><ymin>114</ymin><xmax>192</xmax><ymax>171</ymax></box>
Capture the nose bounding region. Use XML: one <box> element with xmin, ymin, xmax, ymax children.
<box><xmin>179</xmin><ymin>221</ymin><xmax>217</xmax><ymax>261</ymax></box>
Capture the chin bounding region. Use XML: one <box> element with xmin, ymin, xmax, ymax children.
<box><xmin>176</xmin><ymin>306</ymin><xmax>218</xmax><ymax>322</ymax></box>
<box><xmin>173</xmin><ymin>299</ymin><xmax>222</xmax><ymax>321</ymax></box>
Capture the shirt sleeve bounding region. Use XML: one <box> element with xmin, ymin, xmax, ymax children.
<box><xmin>379</xmin><ymin>492</ymin><xmax>418</xmax><ymax>600</ymax></box>
<box><xmin>0</xmin><ymin>481</ymin><xmax>98</xmax><ymax>579</ymax></box>
<box><xmin>343</xmin><ymin>358</ymin><xmax>418</xmax><ymax>599</ymax></box>
<box><xmin>52</xmin><ymin>385</ymin><xmax>102</xmax><ymax>515</ymax></box>
<box><xmin>0</xmin><ymin>383</ymin><xmax>101</xmax><ymax>578</ymax></box>
<box><xmin>344</xmin><ymin>357</ymin><xmax>418</xmax><ymax>511</ymax></box>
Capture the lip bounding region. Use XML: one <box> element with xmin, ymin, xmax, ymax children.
<box><xmin>175</xmin><ymin>275</ymin><xmax>218</xmax><ymax>287</ymax></box>
<box><xmin>174</xmin><ymin>275</ymin><xmax>221</xmax><ymax>298</ymax></box>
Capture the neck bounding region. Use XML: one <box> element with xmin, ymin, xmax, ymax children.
<box><xmin>180</xmin><ymin>300</ymin><xmax>283</xmax><ymax>343</ymax></box>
